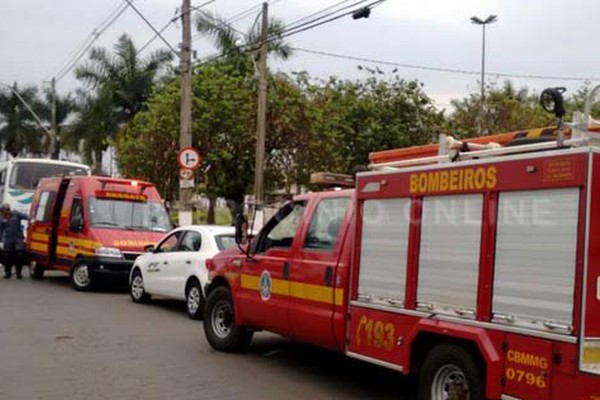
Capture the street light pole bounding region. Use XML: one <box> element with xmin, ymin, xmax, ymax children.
<box><xmin>470</xmin><ymin>14</ymin><xmax>497</xmax><ymax>135</ymax></box>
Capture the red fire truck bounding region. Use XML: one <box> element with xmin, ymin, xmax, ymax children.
<box><xmin>202</xmin><ymin>88</ymin><xmax>600</xmax><ymax>399</ymax></box>
<box><xmin>26</xmin><ymin>176</ymin><xmax>172</xmax><ymax>291</ymax></box>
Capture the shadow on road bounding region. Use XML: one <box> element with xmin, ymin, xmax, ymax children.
<box><xmin>245</xmin><ymin>335</ymin><xmax>417</xmax><ymax>399</ymax></box>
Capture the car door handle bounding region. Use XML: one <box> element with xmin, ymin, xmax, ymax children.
<box><xmin>185</xmin><ymin>260</ymin><xmax>191</xmax><ymax>264</ymax></box>
<box><xmin>163</xmin><ymin>261</ymin><xmax>168</xmax><ymax>265</ymax></box>
<box><xmin>283</xmin><ymin>262</ymin><xmax>290</xmax><ymax>280</ymax></box>
<box><xmin>324</xmin><ymin>266</ymin><xmax>333</xmax><ymax>286</ymax></box>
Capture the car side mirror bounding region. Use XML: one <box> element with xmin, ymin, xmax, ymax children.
<box><xmin>234</xmin><ymin>213</ymin><xmax>249</xmax><ymax>245</ymax></box>
<box><xmin>144</xmin><ymin>244</ymin><xmax>155</xmax><ymax>253</ymax></box>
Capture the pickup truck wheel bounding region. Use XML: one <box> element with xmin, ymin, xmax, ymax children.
<box><xmin>418</xmin><ymin>344</ymin><xmax>484</xmax><ymax>400</ymax></box>
<box><xmin>203</xmin><ymin>286</ymin><xmax>253</xmax><ymax>352</ymax></box>
<box><xmin>29</xmin><ymin>262</ymin><xmax>44</xmax><ymax>280</ymax></box>
<box><xmin>185</xmin><ymin>280</ymin><xmax>203</xmax><ymax>320</ymax></box>
<box><xmin>71</xmin><ymin>261</ymin><xmax>94</xmax><ymax>292</ymax></box>
<box><xmin>130</xmin><ymin>269</ymin><xmax>151</xmax><ymax>303</ymax></box>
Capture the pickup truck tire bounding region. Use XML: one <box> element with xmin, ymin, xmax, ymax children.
<box><xmin>130</xmin><ymin>269</ymin><xmax>151</xmax><ymax>303</ymax></box>
<box><xmin>185</xmin><ymin>279</ymin><xmax>203</xmax><ymax>320</ymax></box>
<box><xmin>418</xmin><ymin>344</ymin><xmax>484</xmax><ymax>400</ymax></box>
<box><xmin>29</xmin><ymin>262</ymin><xmax>44</xmax><ymax>280</ymax></box>
<box><xmin>203</xmin><ymin>286</ymin><xmax>253</xmax><ymax>352</ymax></box>
<box><xmin>71</xmin><ymin>260</ymin><xmax>94</xmax><ymax>292</ymax></box>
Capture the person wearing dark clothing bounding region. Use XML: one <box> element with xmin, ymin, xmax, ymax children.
<box><xmin>0</xmin><ymin>203</ymin><xmax>27</xmax><ymax>279</ymax></box>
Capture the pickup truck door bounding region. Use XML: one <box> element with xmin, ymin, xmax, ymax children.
<box><xmin>288</xmin><ymin>196</ymin><xmax>351</xmax><ymax>350</ymax></box>
<box><xmin>238</xmin><ymin>200</ymin><xmax>308</xmax><ymax>336</ymax></box>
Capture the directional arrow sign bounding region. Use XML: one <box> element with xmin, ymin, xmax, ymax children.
<box><xmin>177</xmin><ymin>147</ymin><xmax>201</xmax><ymax>170</ymax></box>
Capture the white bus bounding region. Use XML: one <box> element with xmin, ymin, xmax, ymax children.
<box><xmin>0</xmin><ymin>159</ymin><xmax>91</xmax><ymax>215</ymax></box>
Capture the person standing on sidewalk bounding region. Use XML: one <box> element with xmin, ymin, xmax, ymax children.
<box><xmin>1</xmin><ymin>203</ymin><xmax>27</xmax><ymax>279</ymax></box>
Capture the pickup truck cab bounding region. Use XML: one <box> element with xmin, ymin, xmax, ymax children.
<box><xmin>203</xmin><ymin>189</ymin><xmax>352</xmax><ymax>351</ymax></box>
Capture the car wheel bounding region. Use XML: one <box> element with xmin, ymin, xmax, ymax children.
<box><xmin>186</xmin><ymin>279</ymin><xmax>204</xmax><ymax>320</ymax></box>
<box><xmin>29</xmin><ymin>262</ymin><xmax>44</xmax><ymax>280</ymax></box>
<box><xmin>71</xmin><ymin>260</ymin><xmax>94</xmax><ymax>292</ymax></box>
<box><xmin>418</xmin><ymin>344</ymin><xmax>484</xmax><ymax>400</ymax></box>
<box><xmin>130</xmin><ymin>269</ymin><xmax>151</xmax><ymax>303</ymax></box>
<box><xmin>203</xmin><ymin>286</ymin><xmax>253</xmax><ymax>352</ymax></box>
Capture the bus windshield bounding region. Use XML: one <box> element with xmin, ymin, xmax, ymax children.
<box><xmin>87</xmin><ymin>197</ymin><xmax>172</xmax><ymax>232</ymax></box>
<box><xmin>9</xmin><ymin>162</ymin><xmax>89</xmax><ymax>191</ymax></box>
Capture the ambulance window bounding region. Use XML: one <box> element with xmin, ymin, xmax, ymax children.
<box><xmin>256</xmin><ymin>201</ymin><xmax>307</xmax><ymax>252</ymax></box>
<box><xmin>70</xmin><ymin>198</ymin><xmax>83</xmax><ymax>231</ymax></box>
<box><xmin>304</xmin><ymin>197</ymin><xmax>350</xmax><ymax>251</ymax></box>
<box><xmin>156</xmin><ymin>231</ymin><xmax>181</xmax><ymax>253</ymax></box>
<box><xmin>34</xmin><ymin>191</ymin><xmax>54</xmax><ymax>223</ymax></box>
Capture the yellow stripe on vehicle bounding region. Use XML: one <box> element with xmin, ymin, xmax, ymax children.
<box><xmin>240</xmin><ymin>273</ymin><xmax>344</xmax><ymax>305</ymax></box>
<box><xmin>30</xmin><ymin>242</ymin><xmax>48</xmax><ymax>253</ymax></box>
<box><xmin>57</xmin><ymin>236</ymin><xmax>101</xmax><ymax>249</ymax></box>
<box><xmin>30</xmin><ymin>232</ymin><xmax>49</xmax><ymax>242</ymax></box>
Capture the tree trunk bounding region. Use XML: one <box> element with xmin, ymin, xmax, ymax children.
<box><xmin>93</xmin><ymin>149</ymin><xmax>103</xmax><ymax>175</ymax></box>
<box><xmin>226</xmin><ymin>197</ymin><xmax>244</xmax><ymax>225</ymax></box>
<box><xmin>207</xmin><ymin>194</ymin><xmax>216</xmax><ymax>225</ymax></box>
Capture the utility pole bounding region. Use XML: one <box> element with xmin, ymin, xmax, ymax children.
<box><xmin>179</xmin><ymin>0</ymin><xmax>193</xmax><ymax>226</ymax></box>
<box><xmin>50</xmin><ymin>78</ymin><xmax>59</xmax><ymax>160</ymax></box>
<box><xmin>253</xmin><ymin>2</ymin><xmax>268</xmax><ymax>207</ymax></box>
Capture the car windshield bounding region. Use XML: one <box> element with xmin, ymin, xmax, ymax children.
<box><xmin>215</xmin><ymin>234</ymin><xmax>237</xmax><ymax>251</ymax></box>
<box><xmin>88</xmin><ymin>197</ymin><xmax>172</xmax><ymax>232</ymax></box>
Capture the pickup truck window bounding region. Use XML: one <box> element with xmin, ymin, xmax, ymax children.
<box><xmin>304</xmin><ymin>197</ymin><xmax>350</xmax><ymax>251</ymax></box>
<box><xmin>256</xmin><ymin>201</ymin><xmax>307</xmax><ymax>252</ymax></box>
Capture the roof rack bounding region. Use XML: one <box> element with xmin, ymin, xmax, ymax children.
<box><xmin>369</xmin><ymin>84</ymin><xmax>600</xmax><ymax>170</ymax></box>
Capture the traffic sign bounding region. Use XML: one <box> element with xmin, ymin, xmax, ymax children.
<box><xmin>177</xmin><ymin>147</ymin><xmax>201</xmax><ymax>170</ymax></box>
<box><xmin>179</xmin><ymin>168</ymin><xmax>193</xmax><ymax>180</ymax></box>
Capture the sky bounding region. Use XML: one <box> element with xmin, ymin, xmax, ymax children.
<box><xmin>2</xmin><ymin>0</ymin><xmax>600</xmax><ymax>112</ymax></box>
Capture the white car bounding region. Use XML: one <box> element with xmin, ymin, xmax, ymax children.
<box><xmin>128</xmin><ymin>225</ymin><xmax>237</xmax><ymax>319</ymax></box>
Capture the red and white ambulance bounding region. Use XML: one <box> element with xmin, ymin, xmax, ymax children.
<box><xmin>202</xmin><ymin>88</ymin><xmax>600</xmax><ymax>399</ymax></box>
<box><xmin>26</xmin><ymin>175</ymin><xmax>172</xmax><ymax>291</ymax></box>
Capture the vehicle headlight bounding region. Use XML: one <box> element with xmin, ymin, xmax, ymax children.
<box><xmin>95</xmin><ymin>247</ymin><xmax>123</xmax><ymax>258</ymax></box>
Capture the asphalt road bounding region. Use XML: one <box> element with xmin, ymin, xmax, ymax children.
<box><xmin>0</xmin><ymin>271</ymin><xmax>416</xmax><ymax>400</ymax></box>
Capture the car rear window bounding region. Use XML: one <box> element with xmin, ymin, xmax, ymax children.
<box><xmin>215</xmin><ymin>234</ymin><xmax>236</xmax><ymax>251</ymax></box>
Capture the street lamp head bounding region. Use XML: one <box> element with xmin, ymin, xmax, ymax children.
<box><xmin>484</xmin><ymin>15</ymin><xmax>498</xmax><ymax>24</ymax></box>
<box><xmin>470</xmin><ymin>15</ymin><xmax>498</xmax><ymax>25</ymax></box>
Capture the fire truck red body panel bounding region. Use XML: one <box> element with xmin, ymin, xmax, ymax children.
<box><xmin>207</xmin><ymin>147</ymin><xmax>600</xmax><ymax>399</ymax></box>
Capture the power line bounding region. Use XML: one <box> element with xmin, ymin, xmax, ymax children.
<box><xmin>283</xmin><ymin>0</ymin><xmax>369</xmax><ymax>33</ymax></box>
<box><xmin>124</xmin><ymin>0</ymin><xmax>180</xmax><ymax>57</ymax></box>
<box><xmin>278</xmin><ymin>0</ymin><xmax>385</xmax><ymax>41</ymax></box>
<box><xmin>53</xmin><ymin>1</ymin><xmax>131</xmax><ymax>83</ymax></box>
<box><xmin>292</xmin><ymin>46</ymin><xmax>600</xmax><ymax>82</ymax></box>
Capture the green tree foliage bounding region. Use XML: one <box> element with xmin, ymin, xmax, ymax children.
<box><xmin>302</xmin><ymin>69</ymin><xmax>446</xmax><ymax>175</ymax></box>
<box><xmin>0</xmin><ymin>83</ymin><xmax>47</xmax><ymax>157</ymax></box>
<box><xmin>195</xmin><ymin>11</ymin><xmax>291</xmax><ymax>73</ymax></box>
<box><xmin>39</xmin><ymin>88</ymin><xmax>74</xmax><ymax>159</ymax></box>
<box><xmin>117</xmin><ymin>83</ymin><xmax>180</xmax><ymax>200</ymax></box>
<box><xmin>72</xmin><ymin>34</ymin><xmax>172</xmax><ymax>173</ymax></box>
<box><xmin>449</xmin><ymin>81</ymin><xmax>554</xmax><ymax>137</ymax></box>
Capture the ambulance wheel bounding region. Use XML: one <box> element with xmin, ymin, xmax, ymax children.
<box><xmin>418</xmin><ymin>344</ymin><xmax>484</xmax><ymax>400</ymax></box>
<box><xmin>185</xmin><ymin>279</ymin><xmax>203</xmax><ymax>320</ymax></box>
<box><xmin>130</xmin><ymin>268</ymin><xmax>150</xmax><ymax>303</ymax></box>
<box><xmin>29</xmin><ymin>262</ymin><xmax>44</xmax><ymax>280</ymax></box>
<box><xmin>203</xmin><ymin>286</ymin><xmax>253</xmax><ymax>352</ymax></box>
<box><xmin>71</xmin><ymin>261</ymin><xmax>94</xmax><ymax>292</ymax></box>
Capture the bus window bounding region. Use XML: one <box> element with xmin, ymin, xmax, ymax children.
<box><xmin>9</xmin><ymin>162</ymin><xmax>88</xmax><ymax>191</ymax></box>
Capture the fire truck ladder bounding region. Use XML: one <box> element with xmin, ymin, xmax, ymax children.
<box><xmin>369</xmin><ymin>85</ymin><xmax>600</xmax><ymax>170</ymax></box>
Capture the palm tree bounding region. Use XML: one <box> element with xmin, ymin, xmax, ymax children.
<box><xmin>0</xmin><ymin>83</ymin><xmax>46</xmax><ymax>157</ymax></box>
<box><xmin>195</xmin><ymin>11</ymin><xmax>292</xmax><ymax>72</ymax></box>
<box><xmin>40</xmin><ymin>89</ymin><xmax>75</xmax><ymax>159</ymax></box>
<box><xmin>73</xmin><ymin>34</ymin><xmax>173</xmax><ymax>173</ymax></box>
